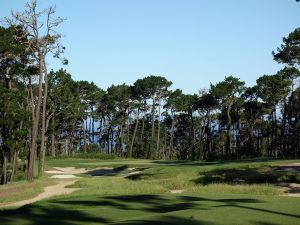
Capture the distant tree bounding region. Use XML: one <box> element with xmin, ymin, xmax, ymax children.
<box><xmin>211</xmin><ymin>76</ymin><xmax>245</xmax><ymax>158</ymax></box>
<box><xmin>0</xmin><ymin>25</ymin><xmax>32</xmax><ymax>184</ymax></box>
<box><xmin>273</xmin><ymin>28</ymin><xmax>300</xmax><ymax>66</ymax></box>
<box><xmin>133</xmin><ymin>76</ymin><xmax>172</xmax><ymax>158</ymax></box>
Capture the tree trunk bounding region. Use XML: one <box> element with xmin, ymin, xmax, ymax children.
<box><xmin>226</xmin><ymin>102</ymin><xmax>233</xmax><ymax>159</ymax></box>
<box><xmin>82</xmin><ymin>119</ymin><xmax>87</xmax><ymax>153</ymax></box>
<box><xmin>65</xmin><ymin>138</ymin><xmax>69</xmax><ymax>156</ymax></box>
<box><xmin>140</xmin><ymin>102</ymin><xmax>146</xmax><ymax>156</ymax></box>
<box><xmin>156</xmin><ymin>99</ymin><xmax>161</xmax><ymax>158</ymax></box>
<box><xmin>169</xmin><ymin>109</ymin><xmax>175</xmax><ymax>158</ymax></box>
<box><xmin>92</xmin><ymin>108</ymin><xmax>95</xmax><ymax>143</ymax></box>
<box><xmin>28</xmin><ymin>54</ymin><xmax>44</xmax><ymax>181</ymax></box>
<box><xmin>150</xmin><ymin>96</ymin><xmax>156</xmax><ymax>158</ymax></box>
<box><xmin>11</xmin><ymin>121</ymin><xmax>23</xmax><ymax>182</ymax></box>
<box><xmin>1</xmin><ymin>151</ymin><xmax>8</xmax><ymax>185</ymax></box>
<box><xmin>51</xmin><ymin>115</ymin><xmax>56</xmax><ymax>157</ymax></box>
<box><xmin>10</xmin><ymin>150</ymin><xmax>18</xmax><ymax>183</ymax></box>
<box><xmin>274</xmin><ymin>106</ymin><xmax>278</xmax><ymax>157</ymax></box>
<box><xmin>129</xmin><ymin>108</ymin><xmax>140</xmax><ymax>158</ymax></box>
<box><xmin>190</xmin><ymin>110</ymin><xmax>196</xmax><ymax>161</ymax></box>
<box><xmin>120</xmin><ymin>124</ymin><xmax>124</xmax><ymax>157</ymax></box>
<box><xmin>38</xmin><ymin>60</ymin><xmax>49</xmax><ymax>177</ymax></box>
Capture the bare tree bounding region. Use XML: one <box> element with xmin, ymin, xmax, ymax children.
<box><xmin>4</xmin><ymin>0</ymin><xmax>65</xmax><ymax>180</ymax></box>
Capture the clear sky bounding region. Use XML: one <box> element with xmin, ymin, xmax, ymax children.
<box><xmin>1</xmin><ymin>0</ymin><xmax>300</xmax><ymax>93</ymax></box>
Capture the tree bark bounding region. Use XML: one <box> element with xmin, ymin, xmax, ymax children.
<box><xmin>28</xmin><ymin>54</ymin><xmax>44</xmax><ymax>181</ymax></box>
<box><xmin>156</xmin><ymin>98</ymin><xmax>161</xmax><ymax>158</ymax></box>
<box><xmin>150</xmin><ymin>95</ymin><xmax>156</xmax><ymax>158</ymax></box>
<box><xmin>38</xmin><ymin>60</ymin><xmax>49</xmax><ymax>177</ymax></box>
<box><xmin>1</xmin><ymin>150</ymin><xmax>8</xmax><ymax>185</ymax></box>
<box><xmin>129</xmin><ymin>108</ymin><xmax>140</xmax><ymax>158</ymax></box>
<box><xmin>82</xmin><ymin>119</ymin><xmax>87</xmax><ymax>153</ymax></box>
<box><xmin>51</xmin><ymin>114</ymin><xmax>56</xmax><ymax>157</ymax></box>
<box><xmin>226</xmin><ymin>102</ymin><xmax>233</xmax><ymax>158</ymax></box>
<box><xmin>169</xmin><ymin>109</ymin><xmax>175</xmax><ymax>158</ymax></box>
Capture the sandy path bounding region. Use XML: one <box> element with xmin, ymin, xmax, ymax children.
<box><xmin>0</xmin><ymin>180</ymin><xmax>79</xmax><ymax>208</ymax></box>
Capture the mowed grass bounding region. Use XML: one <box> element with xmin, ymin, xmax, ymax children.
<box><xmin>1</xmin><ymin>193</ymin><xmax>299</xmax><ymax>225</ymax></box>
<box><xmin>0</xmin><ymin>158</ymin><xmax>300</xmax><ymax>224</ymax></box>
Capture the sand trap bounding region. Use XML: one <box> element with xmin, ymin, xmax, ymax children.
<box><xmin>50</xmin><ymin>174</ymin><xmax>78</xmax><ymax>179</ymax></box>
<box><xmin>46</xmin><ymin>170</ymin><xmax>68</xmax><ymax>174</ymax></box>
<box><xmin>53</xmin><ymin>167</ymin><xmax>88</xmax><ymax>174</ymax></box>
<box><xmin>279</xmin><ymin>183</ymin><xmax>300</xmax><ymax>197</ymax></box>
<box><xmin>0</xmin><ymin>180</ymin><xmax>79</xmax><ymax>208</ymax></box>
<box><xmin>170</xmin><ymin>190</ymin><xmax>183</xmax><ymax>194</ymax></box>
<box><xmin>127</xmin><ymin>171</ymin><xmax>142</xmax><ymax>176</ymax></box>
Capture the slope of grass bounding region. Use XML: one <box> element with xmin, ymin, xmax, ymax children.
<box><xmin>0</xmin><ymin>193</ymin><xmax>299</xmax><ymax>225</ymax></box>
<box><xmin>0</xmin><ymin>177</ymin><xmax>55</xmax><ymax>204</ymax></box>
<box><xmin>0</xmin><ymin>158</ymin><xmax>299</xmax><ymax>224</ymax></box>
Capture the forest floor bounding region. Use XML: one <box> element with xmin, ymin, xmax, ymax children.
<box><xmin>0</xmin><ymin>158</ymin><xmax>300</xmax><ymax>225</ymax></box>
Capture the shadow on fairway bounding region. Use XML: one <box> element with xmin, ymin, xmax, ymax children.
<box><xmin>0</xmin><ymin>205</ymin><xmax>110</xmax><ymax>225</ymax></box>
<box><xmin>194</xmin><ymin>167</ymin><xmax>300</xmax><ymax>185</ymax></box>
<box><xmin>85</xmin><ymin>165</ymin><xmax>129</xmax><ymax>177</ymax></box>
<box><xmin>150</xmin><ymin>158</ymin><xmax>282</xmax><ymax>167</ymax></box>
<box><xmin>0</xmin><ymin>194</ymin><xmax>298</xmax><ymax>225</ymax></box>
<box><xmin>110</xmin><ymin>215</ymin><xmax>213</xmax><ymax>225</ymax></box>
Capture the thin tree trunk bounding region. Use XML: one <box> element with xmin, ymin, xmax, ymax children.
<box><xmin>51</xmin><ymin>114</ymin><xmax>56</xmax><ymax>157</ymax></box>
<box><xmin>39</xmin><ymin>60</ymin><xmax>49</xmax><ymax>177</ymax></box>
<box><xmin>28</xmin><ymin>54</ymin><xmax>44</xmax><ymax>181</ymax></box>
<box><xmin>150</xmin><ymin>95</ymin><xmax>156</xmax><ymax>158</ymax></box>
<box><xmin>169</xmin><ymin>109</ymin><xmax>175</xmax><ymax>158</ymax></box>
<box><xmin>129</xmin><ymin>108</ymin><xmax>140</xmax><ymax>158</ymax></box>
<box><xmin>92</xmin><ymin>117</ymin><xmax>95</xmax><ymax>144</ymax></box>
<box><xmin>10</xmin><ymin>150</ymin><xmax>18</xmax><ymax>183</ymax></box>
<box><xmin>120</xmin><ymin>124</ymin><xmax>124</xmax><ymax>156</ymax></box>
<box><xmin>82</xmin><ymin>119</ymin><xmax>87</xmax><ymax>153</ymax></box>
<box><xmin>156</xmin><ymin>99</ymin><xmax>161</xmax><ymax>158</ymax></box>
<box><xmin>274</xmin><ymin>106</ymin><xmax>278</xmax><ymax>157</ymax></box>
<box><xmin>11</xmin><ymin>121</ymin><xmax>23</xmax><ymax>182</ymax></box>
<box><xmin>140</xmin><ymin>103</ymin><xmax>146</xmax><ymax>155</ymax></box>
<box><xmin>190</xmin><ymin>110</ymin><xmax>196</xmax><ymax>161</ymax></box>
<box><xmin>1</xmin><ymin>151</ymin><xmax>8</xmax><ymax>184</ymax></box>
<box><xmin>226</xmin><ymin>102</ymin><xmax>233</xmax><ymax>159</ymax></box>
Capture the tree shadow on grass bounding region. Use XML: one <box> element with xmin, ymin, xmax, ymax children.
<box><xmin>150</xmin><ymin>158</ymin><xmax>283</xmax><ymax>167</ymax></box>
<box><xmin>85</xmin><ymin>165</ymin><xmax>129</xmax><ymax>177</ymax></box>
<box><xmin>110</xmin><ymin>215</ymin><xmax>213</xmax><ymax>225</ymax></box>
<box><xmin>0</xmin><ymin>194</ymin><xmax>298</xmax><ymax>225</ymax></box>
<box><xmin>0</xmin><ymin>204</ymin><xmax>110</xmax><ymax>225</ymax></box>
<box><xmin>194</xmin><ymin>167</ymin><xmax>300</xmax><ymax>185</ymax></box>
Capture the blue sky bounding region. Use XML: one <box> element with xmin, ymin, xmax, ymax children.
<box><xmin>1</xmin><ymin>0</ymin><xmax>299</xmax><ymax>93</ymax></box>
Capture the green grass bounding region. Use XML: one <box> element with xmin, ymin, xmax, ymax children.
<box><xmin>0</xmin><ymin>158</ymin><xmax>300</xmax><ymax>224</ymax></box>
<box><xmin>0</xmin><ymin>193</ymin><xmax>299</xmax><ymax>225</ymax></box>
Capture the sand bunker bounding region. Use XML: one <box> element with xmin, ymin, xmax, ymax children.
<box><xmin>50</xmin><ymin>174</ymin><xmax>78</xmax><ymax>179</ymax></box>
<box><xmin>0</xmin><ymin>180</ymin><xmax>79</xmax><ymax>208</ymax></box>
<box><xmin>170</xmin><ymin>190</ymin><xmax>183</xmax><ymax>194</ymax></box>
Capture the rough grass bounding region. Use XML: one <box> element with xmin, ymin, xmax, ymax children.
<box><xmin>0</xmin><ymin>177</ymin><xmax>55</xmax><ymax>204</ymax></box>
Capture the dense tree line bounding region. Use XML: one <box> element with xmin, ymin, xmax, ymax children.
<box><xmin>1</xmin><ymin>1</ymin><xmax>300</xmax><ymax>184</ymax></box>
